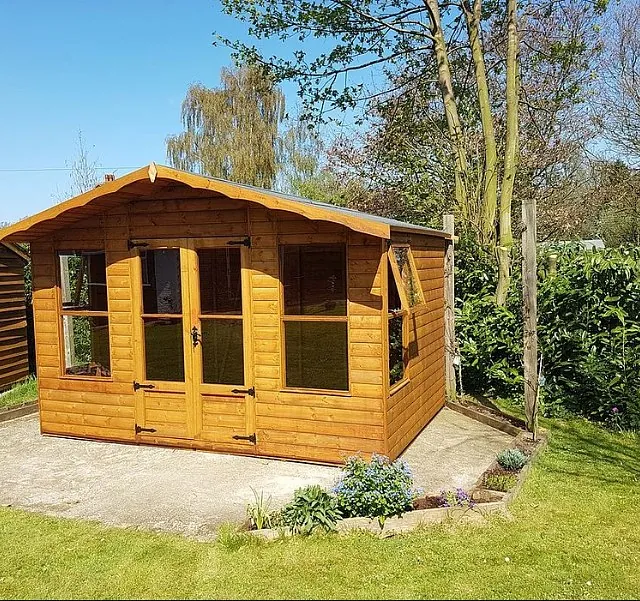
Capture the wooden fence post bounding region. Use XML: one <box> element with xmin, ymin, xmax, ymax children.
<box><xmin>522</xmin><ymin>196</ymin><xmax>539</xmax><ymax>437</ymax></box>
<box><xmin>443</xmin><ymin>214</ymin><xmax>457</xmax><ymax>401</ymax></box>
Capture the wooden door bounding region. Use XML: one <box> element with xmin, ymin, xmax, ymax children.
<box><xmin>188</xmin><ymin>238</ymin><xmax>255</xmax><ymax>448</ymax></box>
<box><xmin>132</xmin><ymin>239</ymin><xmax>195</xmax><ymax>440</ymax></box>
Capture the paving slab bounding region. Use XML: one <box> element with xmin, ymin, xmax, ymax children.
<box><xmin>0</xmin><ymin>407</ymin><xmax>512</xmax><ymax>537</ymax></box>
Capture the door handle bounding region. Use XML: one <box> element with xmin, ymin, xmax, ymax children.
<box><xmin>191</xmin><ymin>326</ymin><xmax>201</xmax><ymax>347</ymax></box>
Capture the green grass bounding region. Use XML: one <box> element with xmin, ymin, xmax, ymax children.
<box><xmin>0</xmin><ymin>376</ymin><xmax>38</xmax><ymax>410</ymax></box>
<box><xmin>0</xmin><ymin>417</ymin><xmax>639</xmax><ymax>599</ymax></box>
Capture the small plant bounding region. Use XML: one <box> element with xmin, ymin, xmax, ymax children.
<box><xmin>278</xmin><ymin>485</ymin><xmax>341</xmax><ymax>535</ymax></box>
<box><xmin>334</xmin><ymin>454</ymin><xmax>419</xmax><ymax>524</ymax></box>
<box><xmin>496</xmin><ymin>448</ymin><xmax>528</xmax><ymax>471</ymax></box>
<box><xmin>484</xmin><ymin>472</ymin><xmax>518</xmax><ymax>492</ymax></box>
<box><xmin>438</xmin><ymin>488</ymin><xmax>474</xmax><ymax>508</ymax></box>
<box><xmin>246</xmin><ymin>488</ymin><xmax>276</xmax><ymax>530</ymax></box>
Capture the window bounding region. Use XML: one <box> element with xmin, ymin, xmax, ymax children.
<box><xmin>58</xmin><ymin>251</ymin><xmax>110</xmax><ymax>377</ymax></box>
<box><xmin>140</xmin><ymin>249</ymin><xmax>184</xmax><ymax>382</ymax></box>
<box><xmin>280</xmin><ymin>244</ymin><xmax>348</xmax><ymax>391</ymax></box>
<box><xmin>198</xmin><ymin>248</ymin><xmax>244</xmax><ymax>385</ymax></box>
<box><xmin>387</xmin><ymin>245</ymin><xmax>423</xmax><ymax>388</ymax></box>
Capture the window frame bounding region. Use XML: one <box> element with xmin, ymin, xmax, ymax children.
<box><xmin>278</xmin><ymin>242</ymin><xmax>350</xmax><ymax>394</ymax></box>
<box><xmin>387</xmin><ymin>244</ymin><xmax>424</xmax><ymax>393</ymax></box>
<box><xmin>56</xmin><ymin>249</ymin><xmax>112</xmax><ymax>381</ymax></box>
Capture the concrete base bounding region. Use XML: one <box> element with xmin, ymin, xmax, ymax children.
<box><xmin>0</xmin><ymin>408</ymin><xmax>512</xmax><ymax>537</ymax></box>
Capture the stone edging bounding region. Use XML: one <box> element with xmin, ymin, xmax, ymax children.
<box><xmin>248</xmin><ymin>405</ymin><xmax>548</xmax><ymax>540</ymax></box>
<box><xmin>445</xmin><ymin>400</ymin><xmax>524</xmax><ymax>436</ymax></box>
<box><xmin>0</xmin><ymin>401</ymin><xmax>38</xmax><ymax>423</ymax></box>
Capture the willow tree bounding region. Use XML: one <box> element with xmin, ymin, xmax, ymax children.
<box><xmin>167</xmin><ymin>65</ymin><xmax>286</xmax><ymax>188</ymax></box>
<box><xmin>217</xmin><ymin>0</ymin><xmax>606</xmax><ymax>304</ymax></box>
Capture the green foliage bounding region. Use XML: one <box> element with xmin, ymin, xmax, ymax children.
<box><xmin>456</xmin><ymin>240</ymin><xmax>640</xmax><ymax>429</ymax></box>
<box><xmin>334</xmin><ymin>455</ymin><xmax>418</xmax><ymax>523</ymax></box>
<box><xmin>496</xmin><ymin>449</ymin><xmax>528</xmax><ymax>472</ymax></box>
<box><xmin>0</xmin><ymin>376</ymin><xmax>38</xmax><ymax>410</ymax></box>
<box><xmin>483</xmin><ymin>472</ymin><xmax>518</xmax><ymax>492</ymax></box>
<box><xmin>246</xmin><ymin>489</ymin><xmax>276</xmax><ymax>531</ymax></box>
<box><xmin>278</xmin><ymin>485</ymin><xmax>341</xmax><ymax>535</ymax></box>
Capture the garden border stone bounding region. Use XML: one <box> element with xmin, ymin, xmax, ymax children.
<box><xmin>0</xmin><ymin>401</ymin><xmax>38</xmax><ymax>423</ymax></box>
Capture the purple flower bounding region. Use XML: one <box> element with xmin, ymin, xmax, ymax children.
<box><xmin>612</xmin><ymin>406</ymin><xmax>619</xmax><ymax>414</ymax></box>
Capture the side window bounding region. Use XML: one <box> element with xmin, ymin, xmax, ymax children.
<box><xmin>58</xmin><ymin>251</ymin><xmax>110</xmax><ymax>377</ymax></box>
<box><xmin>387</xmin><ymin>245</ymin><xmax>423</xmax><ymax>388</ymax></box>
<box><xmin>280</xmin><ymin>244</ymin><xmax>349</xmax><ymax>391</ymax></box>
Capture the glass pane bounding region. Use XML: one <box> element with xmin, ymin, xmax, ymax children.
<box><xmin>389</xmin><ymin>316</ymin><xmax>405</xmax><ymax>386</ymax></box>
<box><xmin>59</xmin><ymin>251</ymin><xmax>107</xmax><ymax>311</ymax></box>
<box><xmin>388</xmin><ymin>259</ymin><xmax>402</xmax><ymax>313</ymax></box>
<box><xmin>62</xmin><ymin>315</ymin><xmax>110</xmax><ymax>377</ymax></box>
<box><xmin>144</xmin><ymin>318</ymin><xmax>184</xmax><ymax>381</ymax></box>
<box><xmin>393</xmin><ymin>247</ymin><xmax>422</xmax><ymax>307</ymax></box>
<box><xmin>198</xmin><ymin>248</ymin><xmax>242</xmax><ymax>315</ymax></box>
<box><xmin>285</xmin><ymin>321</ymin><xmax>348</xmax><ymax>390</ymax></box>
<box><xmin>201</xmin><ymin>319</ymin><xmax>244</xmax><ymax>385</ymax></box>
<box><xmin>142</xmin><ymin>249</ymin><xmax>182</xmax><ymax>315</ymax></box>
<box><xmin>282</xmin><ymin>245</ymin><xmax>346</xmax><ymax>316</ymax></box>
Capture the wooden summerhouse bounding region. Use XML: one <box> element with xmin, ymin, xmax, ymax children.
<box><xmin>0</xmin><ymin>164</ymin><xmax>450</xmax><ymax>463</ymax></box>
<box><xmin>0</xmin><ymin>242</ymin><xmax>30</xmax><ymax>391</ymax></box>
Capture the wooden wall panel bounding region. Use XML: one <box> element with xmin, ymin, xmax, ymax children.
<box><xmin>385</xmin><ymin>235</ymin><xmax>446</xmax><ymax>459</ymax></box>
<box><xmin>0</xmin><ymin>245</ymin><xmax>29</xmax><ymax>389</ymax></box>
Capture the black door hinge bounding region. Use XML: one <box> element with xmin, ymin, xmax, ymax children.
<box><xmin>135</xmin><ymin>424</ymin><xmax>157</xmax><ymax>434</ymax></box>
<box><xmin>232</xmin><ymin>433</ymin><xmax>257</xmax><ymax>444</ymax></box>
<box><xmin>133</xmin><ymin>381</ymin><xmax>156</xmax><ymax>391</ymax></box>
<box><xmin>231</xmin><ymin>386</ymin><xmax>255</xmax><ymax>396</ymax></box>
<box><xmin>227</xmin><ymin>237</ymin><xmax>251</xmax><ymax>248</ymax></box>
<box><xmin>128</xmin><ymin>240</ymin><xmax>150</xmax><ymax>250</ymax></box>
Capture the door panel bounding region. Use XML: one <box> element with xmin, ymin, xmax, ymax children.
<box><xmin>133</xmin><ymin>241</ymin><xmax>194</xmax><ymax>440</ymax></box>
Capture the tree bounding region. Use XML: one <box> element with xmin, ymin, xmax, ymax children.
<box><xmin>598</xmin><ymin>0</ymin><xmax>640</xmax><ymax>163</ymax></box>
<box><xmin>54</xmin><ymin>131</ymin><xmax>100</xmax><ymax>202</ymax></box>
<box><xmin>217</xmin><ymin>0</ymin><xmax>607</xmax><ymax>303</ymax></box>
<box><xmin>167</xmin><ymin>65</ymin><xmax>287</xmax><ymax>188</ymax></box>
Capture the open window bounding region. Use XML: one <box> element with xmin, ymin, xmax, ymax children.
<box><xmin>58</xmin><ymin>251</ymin><xmax>110</xmax><ymax>377</ymax></box>
<box><xmin>280</xmin><ymin>244</ymin><xmax>349</xmax><ymax>391</ymax></box>
<box><xmin>387</xmin><ymin>245</ymin><xmax>423</xmax><ymax>388</ymax></box>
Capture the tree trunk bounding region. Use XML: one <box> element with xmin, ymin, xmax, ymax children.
<box><xmin>424</xmin><ymin>0</ymin><xmax>470</xmax><ymax>223</ymax></box>
<box><xmin>463</xmin><ymin>0</ymin><xmax>499</xmax><ymax>245</ymax></box>
<box><xmin>495</xmin><ymin>0</ymin><xmax>519</xmax><ymax>306</ymax></box>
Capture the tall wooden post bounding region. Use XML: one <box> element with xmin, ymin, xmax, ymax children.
<box><xmin>443</xmin><ymin>214</ymin><xmax>457</xmax><ymax>401</ymax></box>
<box><xmin>522</xmin><ymin>196</ymin><xmax>538</xmax><ymax>436</ymax></box>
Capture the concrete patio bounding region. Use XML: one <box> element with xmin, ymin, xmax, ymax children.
<box><xmin>0</xmin><ymin>407</ymin><xmax>512</xmax><ymax>538</ymax></box>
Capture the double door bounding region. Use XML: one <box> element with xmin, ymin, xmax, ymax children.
<box><xmin>132</xmin><ymin>238</ymin><xmax>255</xmax><ymax>447</ymax></box>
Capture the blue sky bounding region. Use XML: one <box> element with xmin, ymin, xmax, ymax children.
<box><xmin>0</xmin><ymin>0</ymin><xmax>300</xmax><ymax>223</ymax></box>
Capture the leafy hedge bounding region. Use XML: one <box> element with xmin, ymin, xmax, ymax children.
<box><xmin>456</xmin><ymin>240</ymin><xmax>640</xmax><ymax>429</ymax></box>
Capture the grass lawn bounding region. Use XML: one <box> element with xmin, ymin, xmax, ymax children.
<box><xmin>0</xmin><ymin>376</ymin><xmax>37</xmax><ymax>411</ymax></box>
<box><xmin>0</xmin><ymin>417</ymin><xmax>638</xmax><ymax>599</ymax></box>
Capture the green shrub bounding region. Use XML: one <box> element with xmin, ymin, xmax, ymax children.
<box><xmin>334</xmin><ymin>454</ymin><xmax>419</xmax><ymax>523</ymax></box>
<box><xmin>496</xmin><ymin>448</ymin><xmax>528</xmax><ymax>471</ymax></box>
<box><xmin>278</xmin><ymin>485</ymin><xmax>341</xmax><ymax>535</ymax></box>
<box><xmin>456</xmin><ymin>239</ymin><xmax>640</xmax><ymax>430</ymax></box>
<box><xmin>484</xmin><ymin>472</ymin><xmax>518</xmax><ymax>492</ymax></box>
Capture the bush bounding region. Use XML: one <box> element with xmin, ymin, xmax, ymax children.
<box><xmin>484</xmin><ymin>472</ymin><xmax>518</xmax><ymax>492</ymax></box>
<box><xmin>277</xmin><ymin>485</ymin><xmax>341</xmax><ymax>535</ymax></box>
<box><xmin>456</xmin><ymin>239</ymin><xmax>640</xmax><ymax>430</ymax></box>
<box><xmin>496</xmin><ymin>448</ymin><xmax>528</xmax><ymax>471</ymax></box>
<box><xmin>438</xmin><ymin>488</ymin><xmax>474</xmax><ymax>508</ymax></box>
<box><xmin>334</xmin><ymin>454</ymin><xmax>419</xmax><ymax>523</ymax></box>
